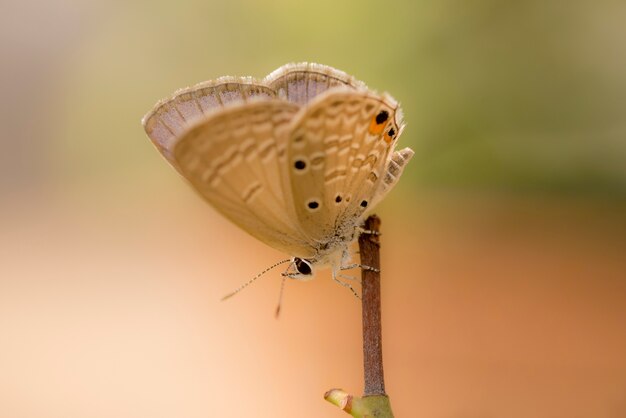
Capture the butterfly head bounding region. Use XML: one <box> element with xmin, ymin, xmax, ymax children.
<box><xmin>283</xmin><ymin>257</ymin><xmax>315</xmax><ymax>281</ymax></box>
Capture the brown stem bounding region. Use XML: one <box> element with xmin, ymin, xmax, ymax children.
<box><xmin>325</xmin><ymin>215</ymin><xmax>394</xmax><ymax>417</ymax></box>
<box><xmin>359</xmin><ymin>215</ymin><xmax>385</xmax><ymax>396</ymax></box>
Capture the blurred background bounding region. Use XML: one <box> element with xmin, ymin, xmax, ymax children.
<box><xmin>1</xmin><ymin>0</ymin><xmax>625</xmax><ymax>417</ymax></box>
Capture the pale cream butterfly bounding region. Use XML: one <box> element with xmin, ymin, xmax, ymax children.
<box><xmin>142</xmin><ymin>63</ymin><xmax>413</xmax><ymax>303</ymax></box>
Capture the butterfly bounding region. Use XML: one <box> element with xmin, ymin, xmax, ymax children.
<box><xmin>142</xmin><ymin>63</ymin><xmax>413</xmax><ymax>301</ymax></box>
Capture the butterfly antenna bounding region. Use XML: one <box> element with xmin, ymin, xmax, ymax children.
<box><xmin>274</xmin><ymin>273</ymin><xmax>289</xmax><ymax>318</ymax></box>
<box><xmin>221</xmin><ymin>258</ymin><xmax>292</xmax><ymax>301</ymax></box>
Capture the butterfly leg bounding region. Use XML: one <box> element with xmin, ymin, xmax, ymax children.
<box><xmin>275</xmin><ymin>274</ymin><xmax>288</xmax><ymax>318</ymax></box>
<box><xmin>338</xmin><ymin>273</ymin><xmax>362</xmax><ymax>285</ymax></box>
<box><xmin>281</xmin><ymin>272</ymin><xmax>299</xmax><ymax>279</ymax></box>
<box><xmin>340</xmin><ymin>263</ymin><xmax>380</xmax><ymax>273</ymax></box>
<box><xmin>332</xmin><ymin>270</ymin><xmax>361</xmax><ymax>299</ymax></box>
<box><xmin>357</xmin><ymin>226</ymin><xmax>382</xmax><ymax>236</ymax></box>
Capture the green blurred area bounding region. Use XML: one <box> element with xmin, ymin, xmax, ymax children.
<box><xmin>2</xmin><ymin>0</ymin><xmax>625</xmax><ymax>198</ymax></box>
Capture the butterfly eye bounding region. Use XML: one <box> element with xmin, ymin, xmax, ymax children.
<box><xmin>294</xmin><ymin>257</ymin><xmax>312</xmax><ymax>275</ymax></box>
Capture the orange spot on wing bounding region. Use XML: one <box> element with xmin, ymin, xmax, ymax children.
<box><xmin>368</xmin><ymin>116</ymin><xmax>386</xmax><ymax>135</ymax></box>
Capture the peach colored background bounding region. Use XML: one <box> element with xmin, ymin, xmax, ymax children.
<box><xmin>3</xmin><ymin>192</ymin><xmax>625</xmax><ymax>417</ymax></box>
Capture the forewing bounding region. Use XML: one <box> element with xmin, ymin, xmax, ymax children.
<box><xmin>265</xmin><ymin>63</ymin><xmax>365</xmax><ymax>106</ymax></box>
<box><xmin>173</xmin><ymin>99</ymin><xmax>315</xmax><ymax>258</ymax></box>
<box><xmin>286</xmin><ymin>89</ymin><xmax>405</xmax><ymax>241</ymax></box>
<box><xmin>142</xmin><ymin>78</ymin><xmax>275</xmax><ymax>166</ymax></box>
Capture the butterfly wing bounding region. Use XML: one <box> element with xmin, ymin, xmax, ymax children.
<box><xmin>142</xmin><ymin>78</ymin><xmax>275</xmax><ymax>166</ymax></box>
<box><xmin>285</xmin><ymin>88</ymin><xmax>407</xmax><ymax>241</ymax></box>
<box><xmin>142</xmin><ymin>65</ymin><xmax>411</xmax><ymax>259</ymax></box>
<box><xmin>370</xmin><ymin>147</ymin><xmax>414</xmax><ymax>208</ymax></box>
<box><xmin>265</xmin><ymin>63</ymin><xmax>365</xmax><ymax>106</ymax></box>
<box><xmin>142</xmin><ymin>64</ymin><xmax>365</xmax><ymax>164</ymax></box>
<box><xmin>172</xmin><ymin>99</ymin><xmax>316</xmax><ymax>258</ymax></box>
